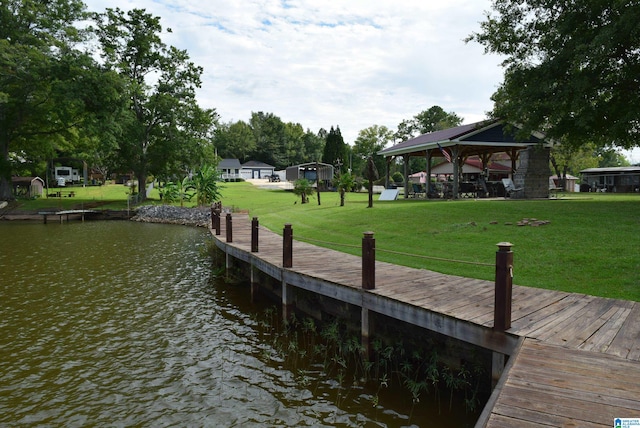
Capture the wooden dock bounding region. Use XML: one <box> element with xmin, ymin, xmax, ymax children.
<box><xmin>212</xmin><ymin>213</ymin><xmax>640</xmax><ymax>427</ymax></box>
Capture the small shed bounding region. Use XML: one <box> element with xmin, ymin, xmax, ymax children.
<box><xmin>550</xmin><ymin>174</ymin><xmax>579</xmax><ymax>192</ymax></box>
<box><xmin>12</xmin><ymin>176</ymin><xmax>45</xmax><ymax>198</ymax></box>
<box><xmin>241</xmin><ymin>160</ymin><xmax>275</xmax><ymax>179</ymax></box>
<box><xmin>285</xmin><ymin>162</ymin><xmax>335</xmax><ymax>187</ymax></box>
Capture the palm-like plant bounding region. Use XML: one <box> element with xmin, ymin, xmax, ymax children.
<box><xmin>187</xmin><ymin>164</ymin><xmax>222</xmax><ymax>206</ymax></box>
<box><xmin>161</xmin><ymin>177</ymin><xmax>194</xmax><ymax>207</ymax></box>
<box><xmin>334</xmin><ymin>172</ymin><xmax>355</xmax><ymax>206</ymax></box>
<box><xmin>293</xmin><ymin>178</ymin><xmax>314</xmax><ymax>204</ymax></box>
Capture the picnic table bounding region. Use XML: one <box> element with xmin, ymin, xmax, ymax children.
<box><xmin>47</xmin><ymin>190</ymin><xmax>76</xmax><ymax>198</ymax></box>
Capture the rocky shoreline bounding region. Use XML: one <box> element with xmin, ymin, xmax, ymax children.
<box><xmin>131</xmin><ymin>205</ymin><xmax>214</xmax><ymax>228</ymax></box>
<box><xmin>1</xmin><ymin>204</ymin><xmax>222</xmax><ymax>226</ymax></box>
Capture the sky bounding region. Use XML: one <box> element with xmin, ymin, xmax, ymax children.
<box><xmin>83</xmin><ymin>0</ymin><xmax>640</xmax><ymax>163</ymax></box>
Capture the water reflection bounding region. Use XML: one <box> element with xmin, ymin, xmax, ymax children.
<box><xmin>0</xmin><ymin>222</ymin><xmax>477</xmax><ymax>427</ymax></box>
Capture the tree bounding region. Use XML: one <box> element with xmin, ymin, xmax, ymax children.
<box><xmin>293</xmin><ymin>178</ymin><xmax>314</xmax><ymax>204</ymax></box>
<box><xmin>353</xmin><ymin>125</ymin><xmax>393</xmax><ymax>178</ymax></box>
<box><xmin>214</xmin><ymin>120</ymin><xmax>256</xmax><ymax>162</ymax></box>
<box><xmin>334</xmin><ymin>172</ymin><xmax>356</xmax><ymax>207</ymax></box>
<box><xmin>250</xmin><ymin>111</ymin><xmax>286</xmax><ymax>169</ymax></box>
<box><xmin>93</xmin><ymin>8</ymin><xmax>213</xmax><ymax>201</ymax></box>
<box><xmin>322</xmin><ymin>126</ymin><xmax>347</xmax><ymax>172</ymax></box>
<box><xmin>394</xmin><ymin>106</ymin><xmax>463</xmax><ymax>141</ymax></box>
<box><xmin>468</xmin><ymin>1</ymin><xmax>640</xmax><ymax>150</ymax></box>
<box><xmin>0</xmin><ymin>0</ymin><xmax>123</xmax><ymax>200</ymax></box>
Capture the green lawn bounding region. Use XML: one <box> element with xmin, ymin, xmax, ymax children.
<box><xmin>11</xmin><ymin>181</ymin><xmax>639</xmax><ymax>301</ymax></box>
<box><xmin>218</xmin><ymin>182</ymin><xmax>640</xmax><ymax>302</ymax></box>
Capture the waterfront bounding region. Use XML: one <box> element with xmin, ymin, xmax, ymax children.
<box><xmin>0</xmin><ymin>221</ymin><xmax>477</xmax><ymax>427</ymax></box>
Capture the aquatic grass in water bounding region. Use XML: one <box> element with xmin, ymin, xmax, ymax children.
<box><xmin>252</xmin><ymin>307</ymin><xmax>487</xmax><ymax>425</ymax></box>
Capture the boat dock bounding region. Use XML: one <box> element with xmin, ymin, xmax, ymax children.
<box><xmin>38</xmin><ymin>209</ymin><xmax>97</xmax><ymax>223</ymax></box>
<box><xmin>211</xmin><ymin>212</ymin><xmax>640</xmax><ymax>427</ymax></box>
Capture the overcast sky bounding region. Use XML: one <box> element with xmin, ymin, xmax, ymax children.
<box><xmin>83</xmin><ymin>0</ymin><xmax>639</xmax><ymax>163</ymax></box>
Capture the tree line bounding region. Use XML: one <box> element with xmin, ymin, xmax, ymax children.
<box><xmin>2</xmin><ymin>0</ymin><xmax>637</xmax><ymax>201</ymax></box>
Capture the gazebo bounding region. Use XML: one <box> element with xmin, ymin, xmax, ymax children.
<box><xmin>378</xmin><ymin>119</ymin><xmax>553</xmax><ymax>199</ymax></box>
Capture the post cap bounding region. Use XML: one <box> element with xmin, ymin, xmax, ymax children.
<box><xmin>363</xmin><ymin>231</ymin><xmax>375</xmax><ymax>238</ymax></box>
<box><xmin>496</xmin><ymin>242</ymin><xmax>514</xmax><ymax>251</ymax></box>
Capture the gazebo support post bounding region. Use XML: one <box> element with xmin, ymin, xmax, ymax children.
<box><xmin>450</xmin><ymin>145</ymin><xmax>461</xmax><ymax>199</ymax></box>
<box><xmin>426</xmin><ymin>150</ymin><xmax>432</xmax><ymax>198</ymax></box>
<box><xmin>403</xmin><ymin>154</ymin><xmax>410</xmax><ymax>199</ymax></box>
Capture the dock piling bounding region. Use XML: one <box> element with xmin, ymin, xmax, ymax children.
<box><xmin>213</xmin><ymin>202</ymin><xmax>221</xmax><ymax>235</ymax></box>
<box><xmin>226</xmin><ymin>213</ymin><xmax>233</xmax><ymax>243</ymax></box>
<box><xmin>251</xmin><ymin>217</ymin><xmax>259</xmax><ymax>252</ymax></box>
<box><xmin>494</xmin><ymin>242</ymin><xmax>514</xmax><ymax>331</ymax></box>
<box><xmin>283</xmin><ymin>224</ymin><xmax>293</xmax><ymax>268</ymax></box>
<box><xmin>362</xmin><ymin>231</ymin><xmax>375</xmax><ymax>290</ymax></box>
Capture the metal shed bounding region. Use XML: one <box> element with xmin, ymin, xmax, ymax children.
<box><xmin>285</xmin><ymin>162</ymin><xmax>335</xmax><ymax>185</ymax></box>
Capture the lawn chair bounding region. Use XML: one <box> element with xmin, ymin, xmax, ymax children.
<box><xmin>501</xmin><ymin>178</ymin><xmax>524</xmax><ymax>198</ymax></box>
<box><xmin>410</xmin><ymin>183</ymin><xmax>426</xmax><ymax>198</ymax></box>
<box><xmin>549</xmin><ymin>177</ymin><xmax>560</xmax><ymax>199</ymax></box>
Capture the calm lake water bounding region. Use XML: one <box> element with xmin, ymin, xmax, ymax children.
<box><xmin>0</xmin><ymin>221</ymin><xmax>478</xmax><ymax>427</ymax></box>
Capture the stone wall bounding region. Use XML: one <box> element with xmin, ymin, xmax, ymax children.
<box><xmin>513</xmin><ymin>146</ymin><xmax>551</xmax><ymax>199</ymax></box>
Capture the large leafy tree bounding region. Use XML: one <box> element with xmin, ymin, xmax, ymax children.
<box><xmin>250</xmin><ymin>111</ymin><xmax>287</xmax><ymax>169</ymax></box>
<box><xmin>394</xmin><ymin>106</ymin><xmax>463</xmax><ymax>141</ymax></box>
<box><xmin>93</xmin><ymin>8</ymin><xmax>214</xmax><ymax>200</ymax></box>
<box><xmin>214</xmin><ymin>120</ymin><xmax>256</xmax><ymax>162</ymax></box>
<box><xmin>0</xmin><ymin>0</ymin><xmax>122</xmax><ymax>200</ymax></box>
<box><xmin>352</xmin><ymin>125</ymin><xmax>393</xmax><ymax>178</ymax></box>
<box><xmin>468</xmin><ymin>0</ymin><xmax>640</xmax><ymax>149</ymax></box>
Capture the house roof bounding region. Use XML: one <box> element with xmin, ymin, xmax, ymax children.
<box><xmin>241</xmin><ymin>160</ymin><xmax>274</xmax><ymax>169</ymax></box>
<box><xmin>580</xmin><ymin>166</ymin><xmax>640</xmax><ymax>174</ymax></box>
<box><xmin>378</xmin><ymin>120</ymin><xmax>548</xmax><ymax>159</ymax></box>
<box><xmin>218</xmin><ymin>158</ymin><xmax>242</xmax><ymax>169</ymax></box>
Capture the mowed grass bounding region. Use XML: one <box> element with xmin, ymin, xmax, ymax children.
<box><xmin>218</xmin><ymin>182</ymin><xmax>640</xmax><ymax>302</ymax></box>
<box><xmin>12</xmin><ymin>181</ymin><xmax>639</xmax><ymax>301</ymax></box>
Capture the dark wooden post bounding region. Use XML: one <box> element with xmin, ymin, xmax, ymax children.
<box><xmin>494</xmin><ymin>242</ymin><xmax>513</xmax><ymax>331</ymax></box>
<box><xmin>362</xmin><ymin>231</ymin><xmax>375</xmax><ymax>290</ymax></box>
<box><xmin>283</xmin><ymin>223</ymin><xmax>293</xmax><ymax>268</ymax></box>
<box><xmin>251</xmin><ymin>217</ymin><xmax>259</xmax><ymax>252</ymax></box>
<box><xmin>213</xmin><ymin>203</ymin><xmax>221</xmax><ymax>235</ymax></box>
<box><xmin>225</xmin><ymin>213</ymin><xmax>233</xmax><ymax>243</ymax></box>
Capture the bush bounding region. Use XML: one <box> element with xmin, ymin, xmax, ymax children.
<box><xmin>392</xmin><ymin>172</ymin><xmax>404</xmax><ymax>184</ymax></box>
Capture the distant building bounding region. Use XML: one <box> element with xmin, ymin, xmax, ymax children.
<box><xmin>285</xmin><ymin>162</ymin><xmax>334</xmax><ymax>188</ymax></box>
<box><xmin>217</xmin><ymin>159</ymin><xmax>242</xmax><ymax>181</ymax></box>
<box><xmin>580</xmin><ymin>167</ymin><xmax>640</xmax><ymax>192</ymax></box>
<box><xmin>12</xmin><ymin>176</ymin><xmax>45</xmax><ymax>198</ymax></box>
<box><xmin>241</xmin><ymin>161</ymin><xmax>275</xmax><ymax>179</ymax></box>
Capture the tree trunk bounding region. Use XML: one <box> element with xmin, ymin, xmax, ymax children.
<box><xmin>0</xmin><ymin>141</ymin><xmax>14</xmax><ymax>201</ymax></box>
<box><xmin>0</xmin><ymin>177</ymin><xmax>12</xmax><ymax>201</ymax></box>
<box><xmin>340</xmin><ymin>189</ymin><xmax>345</xmax><ymax>206</ymax></box>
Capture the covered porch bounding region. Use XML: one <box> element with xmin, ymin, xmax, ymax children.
<box><xmin>378</xmin><ymin>120</ymin><xmax>552</xmax><ymax>199</ymax></box>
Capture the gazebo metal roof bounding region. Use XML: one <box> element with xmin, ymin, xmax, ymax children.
<box><xmin>378</xmin><ymin>119</ymin><xmax>549</xmax><ymax>159</ymax></box>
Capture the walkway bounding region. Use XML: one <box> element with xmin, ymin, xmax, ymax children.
<box><xmin>213</xmin><ymin>213</ymin><xmax>640</xmax><ymax>427</ymax></box>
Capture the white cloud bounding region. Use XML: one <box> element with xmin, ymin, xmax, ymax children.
<box><xmin>83</xmin><ymin>0</ymin><xmax>503</xmax><ymax>143</ymax></box>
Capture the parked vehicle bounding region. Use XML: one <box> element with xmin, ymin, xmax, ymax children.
<box><xmin>267</xmin><ymin>174</ymin><xmax>280</xmax><ymax>182</ymax></box>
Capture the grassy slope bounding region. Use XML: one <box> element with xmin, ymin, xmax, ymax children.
<box><xmin>219</xmin><ymin>182</ymin><xmax>640</xmax><ymax>301</ymax></box>
<box><xmin>11</xmin><ymin>182</ymin><xmax>639</xmax><ymax>301</ymax></box>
